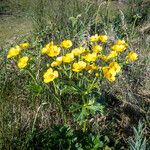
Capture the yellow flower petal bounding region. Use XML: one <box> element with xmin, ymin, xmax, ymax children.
<box><xmin>90</xmin><ymin>34</ymin><xmax>99</xmax><ymax>42</ymax></box>
<box><xmin>92</xmin><ymin>45</ymin><xmax>103</xmax><ymax>53</ymax></box>
<box><xmin>19</xmin><ymin>42</ymin><xmax>30</xmax><ymax>49</ymax></box>
<box><xmin>7</xmin><ymin>46</ymin><xmax>21</xmax><ymax>58</ymax></box>
<box><xmin>61</xmin><ymin>40</ymin><xmax>73</xmax><ymax>48</ymax></box>
<box><xmin>17</xmin><ymin>56</ymin><xmax>29</xmax><ymax>69</ymax></box>
<box><xmin>43</xmin><ymin>68</ymin><xmax>58</xmax><ymax>83</ymax></box>
<box><xmin>99</xmin><ymin>35</ymin><xmax>108</xmax><ymax>43</ymax></box>
<box><xmin>126</xmin><ymin>52</ymin><xmax>138</xmax><ymax>61</ymax></box>
<box><xmin>62</xmin><ymin>53</ymin><xmax>74</xmax><ymax>63</ymax></box>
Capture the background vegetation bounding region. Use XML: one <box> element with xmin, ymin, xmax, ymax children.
<box><xmin>0</xmin><ymin>0</ymin><xmax>150</xmax><ymax>149</ymax></box>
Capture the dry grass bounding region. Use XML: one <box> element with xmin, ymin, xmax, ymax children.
<box><xmin>0</xmin><ymin>15</ymin><xmax>32</xmax><ymax>47</ymax></box>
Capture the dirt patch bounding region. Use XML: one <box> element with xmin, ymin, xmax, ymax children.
<box><xmin>0</xmin><ymin>15</ymin><xmax>32</xmax><ymax>48</ymax></box>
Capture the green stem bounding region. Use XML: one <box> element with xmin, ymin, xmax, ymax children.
<box><xmin>82</xmin><ymin>95</ymin><xmax>86</xmax><ymax>104</ymax></box>
<box><xmin>69</xmin><ymin>65</ymin><xmax>72</xmax><ymax>79</ymax></box>
<box><xmin>106</xmin><ymin>0</ymin><xmax>110</xmax><ymax>27</ymax></box>
<box><xmin>53</xmin><ymin>81</ymin><xmax>67</xmax><ymax>124</ymax></box>
<box><xmin>77</xmin><ymin>72</ymin><xmax>79</xmax><ymax>80</ymax></box>
<box><xmin>81</xmin><ymin>94</ymin><xmax>86</xmax><ymax>132</ymax></box>
<box><xmin>81</xmin><ymin>77</ymin><xmax>97</xmax><ymax>132</ymax></box>
<box><xmin>53</xmin><ymin>81</ymin><xmax>58</xmax><ymax>95</ymax></box>
<box><xmin>86</xmin><ymin>77</ymin><xmax>97</xmax><ymax>95</ymax></box>
<box><xmin>27</xmin><ymin>69</ymin><xmax>38</xmax><ymax>85</ymax></box>
<box><xmin>130</xmin><ymin>16</ymin><xmax>138</xmax><ymax>39</ymax></box>
<box><xmin>83</xmin><ymin>120</ymin><xmax>87</xmax><ymax>132</ymax></box>
<box><xmin>59</xmin><ymin>100</ymin><xmax>67</xmax><ymax>124</ymax></box>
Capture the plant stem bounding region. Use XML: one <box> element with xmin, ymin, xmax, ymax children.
<box><xmin>32</xmin><ymin>102</ymin><xmax>47</xmax><ymax>132</ymax></box>
<box><xmin>59</xmin><ymin>100</ymin><xmax>67</xmax><ymax>124</ymax></box>
<box><xmin>86</xmin><ymin>77</ymin><xmax>97</xmax><ymax>95</ymax></box>
<box><xmin>130</xmin><ymin>16</ymin><xmax>138</xmax><ymax>39</ymax></box>
<box><xmin>82</xmin><ymin>94</ymin><xmax>87</xmax><ymax>132</ymax></box>
<box><xmin>27</xmin><ymin>69</ymin><xmax>38</xmax><ymax>85</ymax></box>
<box><xmin>106</xmin><ymin>0</ymin><xmax>110</xmax><ymax>27</ymax></box>
<box><xmin>69</xmin><ymin>65</ymin><xmax>72</xmax><ymax>79</ymax></box>
<box><xmin>53</xmin><ymin>81</ymin><xmax>67</xmax><ymax>124</ymax></box>
<box><xmin>83</xmin><ymin>120</ymin><xmax>87</xmax><ymax>133</ymax></box>
<box><xmin>81</xmin><ymin>77</ymin><xmax>97</xmax><ymax>132</ymax></box>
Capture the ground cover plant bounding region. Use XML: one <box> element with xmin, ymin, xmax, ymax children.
<box><xmin>0</xmin><ymin>0</ymin><xmax>150</xmax><ymax>149</ymax></box>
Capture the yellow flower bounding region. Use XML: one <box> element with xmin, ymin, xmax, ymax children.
<box><xmin>102</xmin><ymin>66</ymin><xmax>109</xmax><ymax>74</ymax></box>
<box><xmin>71</xmin><ymin>47</ymin><xmax>85</xmax><ymax>56</ymax></box>
<box><xmin>41</xmin><ymin>47</ymin><xmax>48</xmax><ymax>54</ymax></box>
<box><xmin>41</xmin><ymin>41</ymin><xmax>60</xmax><ymax>56</ymax></box>
<box><xmin>126</xmin><ymin>52</ymin><xmax>138</xmax><ymax>61</ymax></box>
<box><xmin>72</xmin><ymin>61</ymin><xmax>86</xmax><ymax>72</ymax></box>
<box><xmin>107</xmin><ymin>51</ymin><xmax>118</xmax><ymax>59</ymax></box>
<box><xmin>62</xmin><ymin>53</ymin><xmax>74</xmax><ymax>63</ymax></box>
<box><xmin>47</xmin><ymin>45</ymin><xmax>61</xmax><ymax>57</ymax></box>
<box><xmin>61</xmin><ymin>40</ymin><xmax>73</xmax><ymax>48</ymax></box>
<box><xmin>19</xmin><ymin>42</ymin><xmax>29</xmax><ymax>49</ymax></box>
<box><xmin>116</xmin><ymin>39</ymin><xmax>126</xmax><ymax>45</ymax></box>
<box><xmin>103</xmin><ymin>66</ymin><xmax>116</xmax><ymax>76</ymax></box>
<box><xmin>99</xmin><ymin>54</ymin><xmax>109</xmax><ymax>62</ymax></box>
<box><xmin>105</xmin><ymin>73</ymin><xmax>116</xmax><ymax>82</ymax></box>
<box><xmin>51</xmin><ymin>61</ymin><xmax>60</xmax><ymax>67</ymax></box>
<box><xmin>107</xmin><ymin>67</ymin><xmax>117</xmax><ymax>76</ymax></box>
<box><xmin>109</xmin><ymin>62</ymin><xmax>121</xmax><ymax>73</ymax></box>
<box><xmin>111</xmin><ymin>44</ymin><xmax>126</xmax><ymax>52</ymax></box>
<box><xmin>51</xmin><ymin>56</ymin><xmax>62</xmax><ymax>67</ymax></box>
<box><xmin>116</xmin><ymin>39</ymin><xmax>128</xmax><ymax>48</ymax></box>
<box><xmin>46</xmin><ymin>41</ymin><xmax>54</xmax><ymax>48</ymax></box>
<box><xmin>43</xmin><ymin>68</ymin><xmax>58</xmax><ymax>83</ymax></box>
<box><xmin>102</xmin><ymin>62</ymin><xmax>121</xmax><ymax>82</ymax></box>
<box><xmin>95</xmin><ymin>73</ymin><xmax>99</xmax><ymax>77</ymax></box>
<box><xmin>90</xmin><ymin>34</ymin><xmax>99</xmax><ymax>42</ymax></box>
<box><xmin>7</xmin><ymin>46</ymin><xmax>21</xmax><ymax>58</ymax></box>
<box><xmin>99</xmin><ymin>52</ymin><xmax>118</xmax><ymax>62</ymax></box>
<box><xmin>111</xmin><ymin>39</ymin><xmax>128</xmax><ymax>52</ymax></box>
<box><xmin>86</xmin><ymin>63</ymin><xmax>98</xmax><ymax>71</ymax></box>
<box><xmin>17</xmin><ymin>56</ymin><xmax>29</xmax><ymax>69</ymax></box>
<box><xmin>99</xmin><ymin>35</ymin><xmax>108</xmax><ymax>43</ymax></box>
<box><xmin>82</xmin><ymin>53</ymin><xmax>97</xmax><ymax>62</ymax></box>
<box><xmin>102</xmin><ymin>66</ymin><xmax>116</xmax><ymax>82</ymax></box>
<box><xmin>92</xmin><ymin>45</ymin><xmax>103</xmax><ymax>53</ymax></box>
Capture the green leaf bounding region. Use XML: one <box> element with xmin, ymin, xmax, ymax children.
<box><xmin>27</xmin><ymin>81</ymin><xmax>42</xmax><ymax>95</ymax></box>
<box><xmin>61</xmin><ymin>85</ymin><xmax>79</xmax><ymax>95</ymax></box>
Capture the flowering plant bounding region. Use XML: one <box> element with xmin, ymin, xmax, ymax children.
<box><xmin>7</xmin><ymin>34</ymin><xmax>138</xmax><ymax>131</ymax></box>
